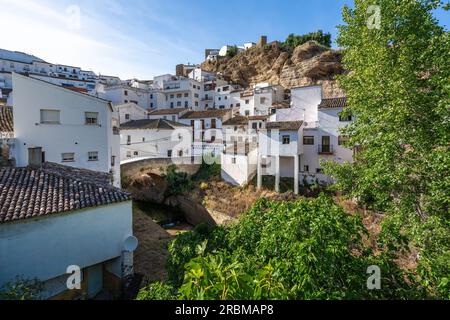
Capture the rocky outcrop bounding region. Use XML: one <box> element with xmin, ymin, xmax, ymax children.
<box><xmin>201</xmin><ymin>41</ymin><xmax>345</xmax><ymax>98</ymax></box>
<box><xmin>126</xmin><ymin>173</ymin><xmax>168</xmax><ymax>204</ymax></box>
<box><xmin>165</xmin><ymin>195</ymin><xmax>217</xmax><ymax>227</ymax></box>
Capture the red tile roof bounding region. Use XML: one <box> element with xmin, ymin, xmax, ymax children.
<box><xmin>0</xmin><ymin>164</ymin><xmax>131</xmax><ymax>224</ymax></box>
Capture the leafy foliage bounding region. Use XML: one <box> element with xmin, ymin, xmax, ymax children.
<box><xmin>283</xmin><ymin>30</ymin><xmax>332</xmax><ymax>48</ymax></box>
<box><xmin>136</xmin><ymin>282</ymin><xmax>177</xmax><ymax>300</ymax></box>
<box><xmin>138</xmin><ymin>196</ymin><xmax>417</xmax><ymax>300</ymax></box>
<box><xmin>324</xmin><ymin>0</ymin><xmax>450</xmax><ymax>298</ymax></box>
<box><xmin>0</xmin><ymin>278</ymin><xmax>43</xmax><ymax>300</ymax></box>
<box><xmin>163</xmin><ymin>164</ymin><xmax>193</xmax><ymax>196</ymax></box>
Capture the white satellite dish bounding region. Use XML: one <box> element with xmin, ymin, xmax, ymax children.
<box><xmin>123</xmin><ymin>235</ymin><xmax>139</xmax><ymax>252</ymax></box>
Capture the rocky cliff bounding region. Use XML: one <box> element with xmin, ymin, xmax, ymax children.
<box><xmin>201</xmin><ymin>41</ymin><xmax>345</xmax><ymax>98</ymax></box>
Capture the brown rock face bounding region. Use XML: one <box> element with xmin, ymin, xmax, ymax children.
<box><xmin>201</xmin><ymin>41</ymin><xmax>345</xmax><ymax>98</ymax></box>
<box><xmin>126</xmin><ymin>173</ymin><xmax>168</xmax><ymax>204</ymax></box>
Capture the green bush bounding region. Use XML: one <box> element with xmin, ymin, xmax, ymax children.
<box><xmin>136</xmin><ymin>282</ymin><xmax>177</xmax><ymax>300</ymax></box>
<box><xmin>283</xmin><ymin>30</ymin><xmax>332</xmax><ymax>48</ymax></box>
<box><xmin>163</xmin><ymin>164</ymin><xmax>192</xmax><ymax>196</ymax></box>
<box><xmin>138</xmin><ymin>196</ymin><xmax>419</xmax><ymax>300</ymax></box>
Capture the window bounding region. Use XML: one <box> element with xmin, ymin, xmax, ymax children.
<box><xmin>218</xmin><ymin>97</ymin><xmax>221</xmax><ymax>101</ymax></box>
<box><xmin>232</xmin><ymin>157</ymin><xmax>236</xmax><ymax>164</ymax></box>
<box><xmin>177</xmin><ymin>94</ymin><xmax>182</xmax><ymax>98</ymax></box>
<box><xmin>252</xmin><ymin>122</ymin><xmax>258</xmax><ymax>130</ymax></box>
<box><xmin>150</xmin><ymin>94</ymin><xmax>153</xmax><ymax>99</ymax></box>
<box><xmin>195</xmin><ymin>101</ymin><xmax>199</xmax><ymax>107</ymax></box>
<box><xmin>338</xmin><ymin>135</ymin><xmax>350</xmax><ymax>146</ymax></box>
<box><xmin>282</xmin><ymin>135</ymin><xmax>290</xmax><ymax>144</ymax></box>
<box><xmin>236</xmin><ymin>103</ymin><xmax>241</xmax><ymax>107</ymax></box>
<box><xmin>184</xmin><ymin>93</ymin><xmax>189</xmax><ymax>97</ymax></box>
<box><xmin>124</xmin><ymin>90</ymin><xmax>128</xmax><ymax>96</ymax></box>
<box><xmin>170</xmin><ymin>102</ymin><xmax>174</xmax><ymax>108</ymax></box>
<box><xmin>111</xmin><ymin>156</ymin><xmax>116</xmax><ymax>166</ymax></box>
<box><xmin>62</xmin><ymin>152</ymin><xmax>75</xmax><ymax>162</ymax></box>
<box><xmin>142</xmin><ymin>137</ymin><xmax>145</xmax><ymax>142</ymax></box>
<box><xmin>316</xmin><ymin>168</ymin><xmax>323</xmax><ymax>174</ymax></box>
<box><xmin>85</xmin><ymin>112</ymin><xmax>99</xmax><ymax>125</ymax></box>
<box><xmin>304</xmin><ymin>165</ymin><xmax>309</xmax><ymax>172</ymax></box>
<box><xmin>133</xmin><ymin>151</ymin><xmax>139</xmax><ymax>156</ymax></box>
<box><xmin>126</xmin><ymin>151</ymin><xmax>131</xmax><ymax>158</ymax></box>
<box><xmin>167</xmin><ymin>150</ymin><xmax>172</xmax><ymax>157</ymax></box>
<box><xmin>88</xmin><ymin>151</ymin><xmax>98</xmax><ymax>161</ymax></box>
<box><xmin>127</xmin><ymin>135</ymin><xmax>131</xmax><ymax>145</ymax></box>
<box><xmin>245</xmin><ymin>100</ymin><xmax>250</xmax><ymax>104</ymax></box>
<box><xmin>150</xmin><ymin>103</ymin><xmax>154</xmax><ymax>108</ymax></box>
<box><xmin>245</xmin><ymin>110</ymin><xmax>250</xmax><ymax>116</ymax></box>
<box><xmin>178</xmin><ymin>150</ymin><xmax>183</xmax><ymax>157</ymax></box>
<box><xmin>260</xmin><ymin>97</ymin><xmax>266</xmax><ymax>104</ymax></box>
<box><xmin>40</xmin><ymin>109</ymin><xmax>60</xmax><ymax>124</ymax></box>
<box><xmin>185</xmin><ymin>101</ymin><xmax>188</xmax><ymax>107</ymax></box>
<box><xmin>177</xmin><ymin>101</ymin><xmax>181</xmax><ymax>107</ymax></box>
<box><xmin>303</xmin><ymin>136</ymin><xmax>314</xmax><ymax>145</ymax></box>
<box><xmin>170</xmin><ymin>94</ymin><xmax>174</xmax><ymax>99</ymax></box>
<box><xmin>172</xmin><ymin>115</ymin><xmax>176</xmax><ymax>121</ymax></box>
<box><xmin>339</xmin><ymin>112</ymin><xmax>352</xmax><ymax>122</ymax></box>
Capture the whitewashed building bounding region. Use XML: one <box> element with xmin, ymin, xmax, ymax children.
<box><xmin>11</xmin><ymin>73</ymin><xmax>121</xmax><ymax>187</ymax></box>
<box><xmin>120</xmin><ymin>119</ymin><xmax>192</xmax><ymax>161</ymax></box>
<box><xmin>147</xmin><ymin>108</ymin><xmax>190</xmax><ymax>122</ymax></box>
<box><xmin>95</xmin><ymin>84</ymin><xmax>151</xmax><ymax>109</ymax></box>
<box><xmin>116</xmin><ymin>102</ymin><xmax>149</xmax><ymax>125</ymax></box>
<box><xmin>0</xmin><ymin>163</ymin><xmax>135</xmax><ymax>300</ymax></box>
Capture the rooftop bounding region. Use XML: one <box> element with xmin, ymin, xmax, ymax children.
<box><xmin>180</xmin><ymin>109</ymin><xmax>231</xmax><ymax>119</ymax></box>
<box><xmin>0</xmin><ymin>163</ymin><xmax>131</xmax><ymax>224</ymax></box>
<box><xmin>148</xmin><ymin>108</ymin><xmax>189</xmax><ymax>116</ymax></box>
<box><xmin>120</xmin><ymin>118</ymin><xmax>189</xmax><ymax>130</ymax></box>
<box><xmin>0</xmin><ymin>106</ymin><xmax>13</xmax><ymax>133</ymax></box>
<box><xmin>318</xmin><ymin>97</ymin><xmax>347</xmax><ymax>109</ymax></box>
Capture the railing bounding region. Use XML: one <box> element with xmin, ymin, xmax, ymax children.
<box><xmin>318</xmin><ymin>144</ymin><xmax>334</xmax><ymax>154</ymax></box>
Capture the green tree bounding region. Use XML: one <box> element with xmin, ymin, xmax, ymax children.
<box><xmin>283</xmin><ymin>30</ymin><xmax>332</xmax><ymax>48</ymax></box>
<box><xmin>325</xmin><ymin>0</ymin><xmax>449</xmax><ymax>298</ymax></box>
<box><xmin>138</xmin><ymin>197</ymin><xmax>416</xmax><ymax>300</ymax></box>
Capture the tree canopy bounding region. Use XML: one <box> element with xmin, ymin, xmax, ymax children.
<box><xmin>283</xmin><ymin>30</ymin><xmax>332</xmax><ymax>48</ymax></box>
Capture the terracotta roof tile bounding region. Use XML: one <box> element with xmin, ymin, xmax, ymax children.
<box><xmin>266</xmin><ymin>121</ymin><xmax>303</xmax><ymax>131</ymax></box>
<box><xmin>148</xmin><ymin>108</ymin><xmax>188</xmax><ymax>116</ymax></box>
<box><xmin>318</xmin><ymin>97</ymin><xmax>347</xmax><ymax>109</ymax></box>
<box><xmin>180</xmin><ymin>109</ymin><xmax>231</xmax><ymax>119</ymax></box>
<box><xmin>0</xmin><ymin>164</ymin><xmax>131</xmax><ymax>224</ymax></box>
<box><xmin>120</xmin><ymin>118</ymin><xmax>189</xmax><ymax>130</ymax></box>
<box><xmin>0</xmin><ymin>106</ymin><xmax>13</xmax><ymax>133</ymax></box>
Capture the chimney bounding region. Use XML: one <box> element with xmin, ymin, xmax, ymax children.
<box><xmin>258</xmin><ymin>35</ymin><xmax>267</xmax><ymax>47</ymax></box>
<box><xmin>28</xmin><ymin>147</ymin><xmax>43</xmax><ymax>168</ymax></box>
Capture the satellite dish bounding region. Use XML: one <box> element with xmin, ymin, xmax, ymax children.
<box><xmin>123</xmin><ymin>235</ymin><xmax>139</xmax><ymax>252</ymax></box>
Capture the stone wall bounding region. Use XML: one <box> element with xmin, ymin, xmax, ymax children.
<box><xmin>121</xmin><ymin>157</ymin><xmax>202</xmax><ymax>182</ymax></box>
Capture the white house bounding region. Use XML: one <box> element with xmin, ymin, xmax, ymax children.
<box><xmin>11</xmin><ymin>73</ymin><xmax>121</xmax><ymax>187</ymax></box>
<box><xmin>220</xmin><ymin>115</ymin><xmax>266</xmax><ymax>186</ymax></box>
<box><xmin>0</xmin><ymin>163</ymin><xmax>135</xmax><ymax>300</ymax></box>
<box><xmin>179</xmin><ymin>109</ymin><xmax>232</xmax><ymax>158</ymax></box>
<box><xmin>0</xmin><ymin>105</ymin><xmax>13</xmax><ymax>166</ymax></box>
<box><xmin>95</xmin><ymin>84</ymin><xmax>151</xmax><ymax>109</ymax></box>
<box><xmin>116</xmin><ymin>102</ymin><xmax>149</xmax><ymax>124</ymax></box>
<box><xmin>234</xmin><ymin>83</ymin><xmax>285</xmax><ymax>116</ymax></box>
<box><xmin>120</xmin><ymin>119</ymin><xmax>192</xmax><ymax>161</ymax></box>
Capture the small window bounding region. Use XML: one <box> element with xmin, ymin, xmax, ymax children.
<box><xmin>142</xmin><ymin>137</ymin><xmax>145</xmax><ymax>142</ymax></box>
<box><xmin>124</xmin><ymin>90</ymin><xmax>128</xmax><ymax>96</ymax></box>
<box><xmin>177</xmin><ymin>101</ymin><xmax>181</xmax><ymax>107</ymax></box>
<box><xmin>178</xmin><ymin>150</ymin><xmax>183</xmax><ymax>157</ymax></box>
<box><xmin>85</xmin><ymin>112</ymin><xmax>99</xmax><ymax>125</ymax></box>
<box><xmin>303</xmin><ymin>136</ymin><xmax>314</xmax><ymax>145</ymax></box>
<box><xmin>177</xmin><ymin>94</ymin><xmax>182</xmax><ymax>98</ymax></box>
<box><xmin>282</xmin><ymin>135</ymin><xmax>290</xmax><ymax>145</ymax></box>
<box><xmin>184</xmin><ymin>93</ymin><xmax>189</xmax><ymax>97</ymax></box>
<box><xmin>126</xmin><ymin>151</ymin><xmax>131</xmax><ymax>158</ymax></box>
<box><xmin>260</xmin><ymin>97</ymin><xmax>266</xmax><ymax>104</ymax></box>
<box><xmin>339</xmin><ymin>112</ymin><xmax>352</xmax><ymax>122</ymax></box>
<box><xmin>245</xmin><ymin>100</ymin><xmax>249</xmax><ymax>104</ymax></box>
<box><xmin>252</xmin><ymin>122</ymin><xmax>258</xmax><ymax>130</ymax></box>
<box><xmin>232</xmin><ymin>157</ymin><xmax>236</xmax><ymax>164</ymax></box>
<box><xmin>304</xmin><ymin>165</ymin><xmax>309</xmax><ymax>172</ymax></box>
<box><xmin>338</xmin><ymin>135</ymin><xmax>350</xmax><ymax>146</ymax></box>
<box><xmin>40</xmin><ymin>109</ymin><xmax>60</xmax><ymax>124</ymax></box>
<box><xmin>134</xmin><ymin>151</ymin><xmax>139</xmax><ymax>156</ymax></box>
<box><xmin>245</xmin><ymin>110</ymin><xmax>250</xmax><ymax>116</ymax></box>
<box><xmin>167</xmin><ymin>150</ymin><xmax>172</xmax><ymax>158</ymax></box>
<box><xmin>316</xmin><ymin>168</ymin><xmax>323</xmax><ymax>174</ymax></box>
<box><xmin>88</xmin><ymin>151</ymin><xmax>98</xmax><ymax>161</ymax></box>
<box><xmin>172</xmin><ymin>115</ymin><xmax>176</xmax><ymax>121</ymax></box>
<box><xmin>62</xmin><ymin>152</ymin><xmax>75</xmax><ymax>162</ymax></box>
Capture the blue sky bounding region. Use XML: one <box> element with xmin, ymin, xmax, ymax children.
<box><xmin>0</xmin><ymin>0</ymin><xmax>448</xmax><ymax>79</ymax></box>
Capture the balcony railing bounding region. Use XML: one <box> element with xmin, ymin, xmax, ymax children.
<box><xmin>318</xmin><ymin>144</ymin><xmax>334</xmax><ymax>154</ymax></box>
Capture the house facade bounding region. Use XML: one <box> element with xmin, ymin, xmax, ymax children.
<box><xmin>11</xmin><ymin>73</ymin><xmax>121</xmax><ymax>187</ymax></box>
<box><xmin>0</xmin><ymin>163</ymin><xmax>135</xmax><ymax>300</ymax></box>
